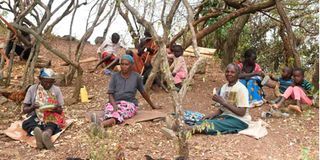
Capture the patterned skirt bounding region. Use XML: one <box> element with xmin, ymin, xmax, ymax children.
<box><xmin>104</xmin><ymin>101</ymin><xmax>138</xmax><ymax>123</ymax></box>
<box><xmin>240</xmin><ymin>76</ymin><xmax>264</xmax><ymax>107</ymax></box>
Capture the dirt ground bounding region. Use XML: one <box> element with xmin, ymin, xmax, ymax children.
<box><xmin>0</xmin><ymin>39</ymin><xmax>318</xmax><ymax>160</ymax></box>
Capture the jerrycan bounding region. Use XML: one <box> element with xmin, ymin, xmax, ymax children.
<box><xmin>80</xmin><ymin>86</ymin><xmax>90</xmax><ymax>102</ymax></box>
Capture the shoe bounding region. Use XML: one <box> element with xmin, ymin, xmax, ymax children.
<box><xmin>261</xmin><ymin>111</ymin><xmax>272</xmax><ymax>118</ymax></box>
<box><xmin>33</xmin><ymin>127</ymin><xmax>44</xmax><ymax>149</ymax></box>
<box><xmin>42</xmin><ymin>132</ymin><xmax>54</xmax><ymax>149</ymax></box>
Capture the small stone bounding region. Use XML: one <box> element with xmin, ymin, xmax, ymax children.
<box><xmin>160</xmin><ymin>127</ymin><xmax>177</xmax><ymax>140</ymax></box>
<box><xmin>0</xmin><ymin>96</ymin><xmax>8</xmax><ymax>105</ymax></box>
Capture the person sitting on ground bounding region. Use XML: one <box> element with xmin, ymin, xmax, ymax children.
<box><xmin>166</xmin><ymin>46</ymin><xmax>174</xmax><ymax>65</ymax></box>
<box><xmin>177</xmin><ymin>63</ymin><xmax>250</xmax><ymax>135</ymax></box>
<box><xmin>137</xmin><ymin>30</ymin><xmax>158</xmax><ymax>83</ymax></box>
<box><xmin>22</xmin><ymin>68</ymin><xmax>65</xmax><ymax>149</ymax></box>
<box><xmin>169</xmin><ymin>45</ymin><xmax>188</xmax><ymax>90</ymax></box>
<box><xmin>264</xmin><ymin>66</ymin><xmax>293</xmax><ymax>104</ymax></box>
<box><xmin>238</xmin><ymin>48</ymin><xmax>265</xmax><ymax>107</ymax></box>
<box><xmin>93</xmin><ymin>55</ymin><xmax>160</xmax><ymax>127</ymax></box>
<box><xmin>93</xmin><ymin>33</ymin><xmax>125</xmax><ymax>71</ymax></box>
<box><xmin>271</xmin><ymin>68</ymin><xmax>316</xmax><ymax>113</ymax></box>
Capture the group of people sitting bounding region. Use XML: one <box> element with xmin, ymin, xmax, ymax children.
<box><xmin>237</xmin><ymin>49</ymin><xmax>316</xmax><ymax>113</ymax></box>
<box><xmin>91</xmin><ymin>31</ymin><xmax>188</xmax><ymax>90</ymax></box>
<box><xmin>20</xmin><ymin>33</ymin><xmax>317</xmax><ymax>150</ymax></box>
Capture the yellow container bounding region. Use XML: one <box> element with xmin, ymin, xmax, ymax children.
<box><xmin>80</xmin><ymin>86</ymin><xmax>90</xmax><ymax>102</ymax></box>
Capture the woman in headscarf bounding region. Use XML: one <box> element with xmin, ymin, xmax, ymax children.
<box><xmin>97</xmin><ymin>54</ymin><xmax>160</xmax><ymax>127</ymax></box>
<box><xmin>22</xmin><ymin>68</ymin><xmax>65</xmax><ymax>150</ymax></box>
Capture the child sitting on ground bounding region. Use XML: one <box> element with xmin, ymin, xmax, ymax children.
<box><xmin>271</xmin><ymin>68</ymin><xmax>316</xmax><ymax>113</ymax></box>
<box><xmin>262</xmin><ymin>67</ymin><xmax>293</xmax><ymax>104</ymax></box>
<box><xmin>170</xmin><ymin>45</ymin><xmax>188</xmax><ymax>90</ymax></box>
<box><xmin>93</xmin><ymin>33</ymin><xmax>125</xmax><ymax>71</ymax></box>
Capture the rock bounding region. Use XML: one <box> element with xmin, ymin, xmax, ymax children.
<box><xmin>62</xmin><ymin>35</ymin><xmax>77</xmax><ymax>41</ymax></box>
<box><xmin>0</xmin><ymin>96</ymin><xmax>8</xmax><ymax>104</ymax></box>
<box><xmin>64</xmin><ymin>97</ymin><xmax>78</xmax><ymax>106</ymax></box>
<box><xmin>95</xmin><ymin>36</ymin><xmax>105</xmax><ymax>45</ymax></box>
<box><xmin>196</xmin><ymin>61</ymin><xmax>207</xmax><ymax>74</ymax></box>
<box><xmin>161</xmin><ymin>127</ymin><xmax>177</xmax><ymax>140</ymax></box>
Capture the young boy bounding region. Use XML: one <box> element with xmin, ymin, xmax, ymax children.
<box><xmin>94</xmin><ymin>33</ymin><xmax>125</xmax><ymax>71</ymax></box>
<box><xmin>264</xmin><ymin>67</ymin><xmax>293</xmax><ymax>103</ymax></box>
<box><xmin>170</xmin><ymin>45</ymin><xmax>188</xmax><ymax>90</ymax></box>
<box><xmin>271</xmin><ymin>68</ymin><xmax>315</xmax><ymax>113</ymax></box>
<box><xmin>22</xmin><ymin>68</ymin><xmax>65</xmax><ymax>149</ymax></box>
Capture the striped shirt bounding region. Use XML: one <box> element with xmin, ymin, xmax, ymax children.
<box><xmin>300</xmin><ymin>79</ymin><xmax>315</xmax><ymax>96</ymax></box>
<box><xmin>279</xmin><ymin>78</ymin><xmax>293</xmax><ymax>93</ymax></box>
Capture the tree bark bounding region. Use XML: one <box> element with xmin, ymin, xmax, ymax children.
<box><xmin>118</xmin><ymin>5</ymin><xmax>140</xmax><ymax>47</ymax></box>
<box><xmin>221</xmin><ymin>14</ymin><xmax>250</xmax><ymax>68</ymax></box>
<box><xmin>312</xmin><ymin>61</ymin><xmax>319</xmax><ymax>91</ymax></box>
<box><xmin>5</xmin><ymin>39</ymin><xmax>17</xmax><ymax>86</ymax></box>
<box><xmin>182</xmin><ymin>0</ymin><xmax>200</xmax><ymax>58</ymax></box>
<box><xmin>102</xmin><ymin>3</ymin><xmax>117</xmax><ymax>38</ymax></box>
<box><xmin>275</xmin><ymin>0</ymin><xmax>301</xmax><ymax>67</ymax></box>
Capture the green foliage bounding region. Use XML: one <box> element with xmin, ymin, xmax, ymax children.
<box><xmin>301</xmin><ymin>147</ymin><xmax>313</xmax><ymax>160</ymax></box>
<box><xmin>206</xmin><ymin>16</ymin><xmax>234</xmax><ymax>42</ymax></box>
<box><xmin>86</xmin><ymin>124</ymin><xmax>118</xmax><ymax>160</ymax></box>
<box><xmin>185</xmin><ymin>120</ymin><xmax>215</xmax><ymax>140</ymax></box>
<box><xmin>199</xmin><ymin>0</ymin><xmax>318</xmax><ymax>74</ymax></box>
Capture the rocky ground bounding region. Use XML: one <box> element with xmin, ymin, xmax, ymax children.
<box><xmin>0</xmin><ymin>39</ymin><xmax>318</xmax><ymax>160</ymax></box>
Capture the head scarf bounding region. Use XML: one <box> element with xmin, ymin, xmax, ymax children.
<box><xmin>121</xmin><ymin>54</ymin><xmax>134</xmax><ymax>64</ymax></box>
<box><xmin>39</xmin><ymin>68</ymin><xmax>56</xmax><ymax>79</ymax></box>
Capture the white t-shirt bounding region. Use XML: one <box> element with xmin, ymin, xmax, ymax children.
<box><xmin>97</xmin><ymin>39</ymin><xmax>126</xmax><ymax>56</ymax></box>
<box><xmin>219</xmin><ymin>81</ymin><xmax>251</xmax><ymax>123</ymax></box>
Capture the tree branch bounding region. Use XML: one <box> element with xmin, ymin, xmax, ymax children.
<box><xmin>183</xmin><ymin>0</ymin><xmax>275</xmax><ymax>48</ymax></box>
<box><xmin>182</xmin><ymin>0</ymin><xmax>200</xmax><ymax>57</ymax></box>
<box><xmin>11</xmin><ymin>23</ymin><xmax>80</xmax><ymax>68</ymax></box>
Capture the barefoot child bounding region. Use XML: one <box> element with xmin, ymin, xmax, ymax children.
<box><xmin>22</xmin><ymin>68</ymin><xmax>65</xmax><ymax>149</ymax></box>
<box><xmin>170</xmin><ymin>45</ymin><xmax>188</xmax><ymax>90</ymax></box>
<box><xmin>272</xmin><ymin>68</ymin><xmax>315</xmax><ymax>113</ymax></box>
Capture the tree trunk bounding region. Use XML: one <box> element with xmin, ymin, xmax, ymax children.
<box><xmin>72</xmin><ymin>67</ymin><xmax>83</xmax><ymax>99</ymax></box>
<box><xmin>312</xmin><ymin>61</ymin><xmax>319</xmax><ymax>91</ymax></box>
<box><xmin>22</xmin><ymin>43</ymin><xmax>36</xmax><ymax>87</ymax></box>
<box><xmin>28</xmin><ymin>41</ymin><xmax>41</xmax><ymax>84</ymax></box>
<box><xmin>221</xmin><ymin>14</ymin><xmax>249</xmax><ymax>68</ymax></box>
<box><xmin>5</xmin><ymin>39</ymin><xmax>17</xmax><ymax>86</ymax></box>
<box><xmin>275</xmin><ymin>0</ymin><xmax>301</xmax><ymax>67</ymax></box>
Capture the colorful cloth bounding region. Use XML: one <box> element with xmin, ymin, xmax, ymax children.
<box><xmin>282</xmin><ymin>86</ymin><xmax>313</xmax><ymax>106</ymax></box>
<box><xmin>39</xmin><ymin>68</ymin><xmax>56</xmax><ymax>79</ymax></box>
<box><xmin>183</xmin><ymin>110</ymin><xmax>204</xmax><ymax>125</ymax></box>
<box><xmin>278</xmin><ymin>78</ymin><xmax>293</xmax><ymax>94</ymax></box>
<box><xmin>196</xmin><ymin>115</ymin><xmax>248</xmax><ymax>135</ymax></box>
<box><xmin>238</xmin><ymin>63</ymin><xmax>264</xmax><ymax>107</ymax></box>
<box><xmin>239</xmin><ymin>77</ymin><xmax>264</xmax><ymax>107</ymax></box>
<box><xmin>35</xmin><ymin>84</ymin><xmax>65</xmax><ymax>128</ymax></box>
<box><xmin>238</xmin><ymin>63</ymin><xmax>262</xmax><ymax>72</ymax></box>
<box><xmin>102</xmin><ymin>51</ymin><xmax>117</xmax><ymax>66</ymax></box>
<box><xmin>104</xmin><ymin>101</ymin><xmax>138</xmax><ymax>123</ymax></box>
